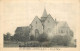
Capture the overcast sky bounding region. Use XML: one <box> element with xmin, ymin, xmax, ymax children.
<box><xmin>0</xmin><ymin>0</ymin><xmax>80</xmax><ymax>39</ymax></box>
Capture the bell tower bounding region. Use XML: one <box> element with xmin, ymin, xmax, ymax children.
<box><xmin>41</xmin><ymin>8</ymin><xmax>48</xmax><ymax>23</ymax></box>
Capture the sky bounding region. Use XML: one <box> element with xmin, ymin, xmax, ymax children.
<box><xmin>0</xmin><ymin>0</ymin><xmax>80</xmax><ymax>39</ymax></box>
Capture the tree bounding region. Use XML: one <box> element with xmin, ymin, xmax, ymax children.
<box><xmin>51</xmin><ymin>35</ymin><xmax>71</xmax><ymax>46</ymax></box>
<box><xmin>51</xmin><ymin>35</ymin><xmax>63</xmax><ymax>45</ymax></box>
<box><xmin>30</xmin><ymin>35</ymin><xmax>35</xmax><ymax>41</ymax></box>
<box><xmin>4</xmin><ymin>34</ymin><xmax>7</xmax><ymax>41</ymax></box>
<box><xmin>63</xmin><ymin>35</ymin><xmax>71</xmax><ymax>46</ymax></box>
<box><xmin>4</xmin><ymin>32</ymin><xmax>11</xmax><ymax>41</ymax></box>
<box><xmin>10</xmin><ymin>36</ymin><xmax>14</xmax><ymax>41</ymax></box>
<box><xmin>37</xmin><ymin>33</ymin><xmax>48</xmax><ymax>42</ymax></box>
<box><xmin>13</xmin><ymin>26</ymin><xmax>30</xmax><ymax>42</ymax></box>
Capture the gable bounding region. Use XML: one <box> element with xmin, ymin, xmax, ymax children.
<box><xmin>31</xmin><ymin>16</ymin><xmax>42</xmax><ymax>25</ymax></box>
<box><xmin>30</xmin><ymin>16</ymin><xmax>43</xmax><ymax>35</ymax></box>
<box><xmin>30</xmin><ymin>16</ymin><xmax>43</xmax><ymax>29</ymax></box>
<box><xmin>44</xmin><ymin>14</ymin><xmax>56</xmax><ymax>26</ymax></box>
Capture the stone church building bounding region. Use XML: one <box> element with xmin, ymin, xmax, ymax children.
<box><xmin>15</xmin><ymin>9</ymin><xmax>73</xmax><ymax>39</ymax></box>
<box><xmin>29</xmin><ymin>9</ymin><xmax>73</xmax><ymax>39</ymax></box>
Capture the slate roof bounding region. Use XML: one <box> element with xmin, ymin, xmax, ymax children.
<box><xmin>15</xmin><ymin>26</ymin><xmax>30</xmax><ymax>33</ymax></box>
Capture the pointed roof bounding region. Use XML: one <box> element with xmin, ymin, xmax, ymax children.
<box><xmin>47</xmin><ymin>14</ymin><xmax>52</xmax><ymax>18</ymax></box>
<box><xmin>42</xmin><ymin>8</ymin><xmax>47</xmax><ymax>17</ymax></box>
<box><xmin>31</xmin><ymin>16</ymin><xmax>42</xmax><ymax>25</ymax></box>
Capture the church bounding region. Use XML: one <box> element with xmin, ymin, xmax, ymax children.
<box><xmin>29</xmin><ymin>9</ymin><xmax>73</xmax><ymax>39</ymax></box>
<box><xmin>15</xmin><ymin>9</ymin><xmax>73</xmax><ymax>39</ymax></box>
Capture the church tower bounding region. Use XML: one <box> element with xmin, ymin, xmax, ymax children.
<box><xmin>41</xmin><ymin>9</ymin><xmax>48</xmax><ymax>23</ymax></box>
<box><xmin>42</xmin><ymin>8</ymin><xmax>47</xmax><ymax>17</ymax></box>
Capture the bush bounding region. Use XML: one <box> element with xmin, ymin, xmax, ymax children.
<box><xmin>19</xmin><ymin>41</ymin><xmax>55</xmax><ymax>47</ymax></box>
<box><xmin>30</xmin><ymin>35</ymin><xmax>35</xmax><ymax>41</ymax></box>
<box><xmin>51</xmin><ymin>35</ymin><xmax>71</xmax><ymax>46</ymax></box>
<box><xmin>4</xmin><ymin>32</ymin><xmax>11</xmax><ymax>41</ymax></box>
<box><xmin>41</xmin><ymin>42</ymin><xmax>57</xmax><ymax>47</ymax></box>
<box><xmin>37</xmin><ymin>33</ymin><xmax>48</xmax><ymax>42</ymax></box>
<box><xmin>13</xmin><ymin>33</ymin><xmax>29</xmax><ymax>42</ymax></box>
<box><xmin>14</xmin><ymin>26</ymin><xmax>30</xmax><ymax>42</ymax></box>
<box><xmin>19</xmin><ymin>41</ymin><xmax>40</xmax><ymax>47</ymax></box>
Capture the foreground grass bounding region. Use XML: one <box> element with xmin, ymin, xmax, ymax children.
<box><xmin>4</xmin><ymin>41</ymin><xmax>76</xmax><ymax>47</ymax></box>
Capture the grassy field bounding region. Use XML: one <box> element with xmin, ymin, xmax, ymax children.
<box><xmin>4</xmin><ymin>41</ymin><xmax>76</xmax><ymax>47</ymax></box>
<box><xmin>4</xmin><ymin>41</ymin><xmax>19</xmax><ymax>47</ymax></box>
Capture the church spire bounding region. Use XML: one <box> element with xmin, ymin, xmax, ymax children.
<box><xmin>42</xmin><ymin>8</ymin><xmax>47</xmax><ymax>17</ymax></box>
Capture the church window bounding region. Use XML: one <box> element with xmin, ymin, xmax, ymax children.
<box><xmin>36</xmin><ymin>21</ymin><xmax>37</xmax><ymax>24</ymax></box>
